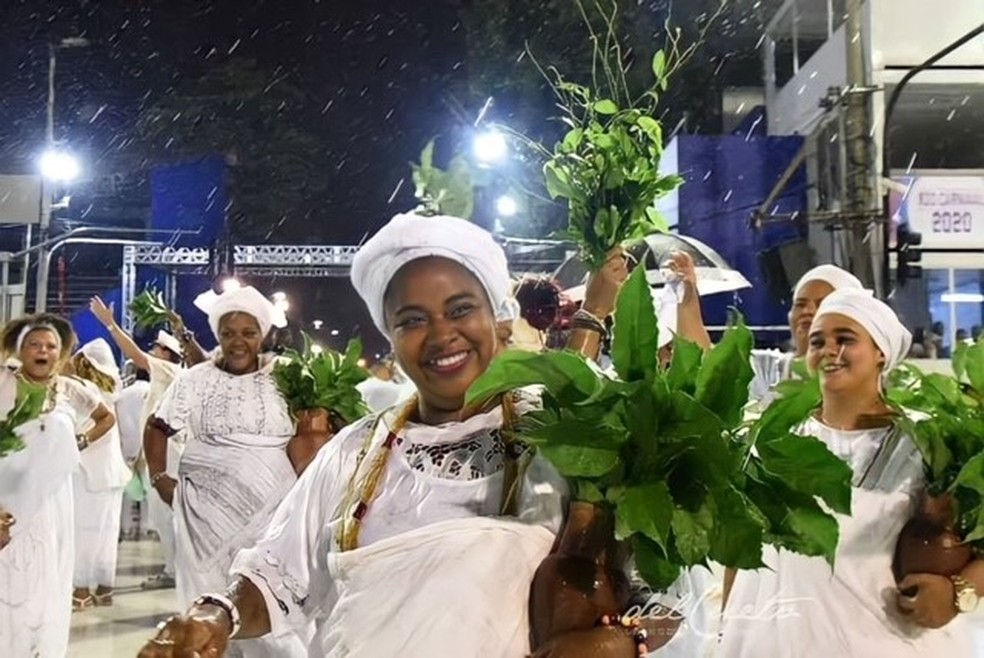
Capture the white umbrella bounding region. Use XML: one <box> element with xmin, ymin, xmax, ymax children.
<box><xmin>555</xmin><ymin>233</ymin><xmax>751</xmax><ymax>302</ymax></box>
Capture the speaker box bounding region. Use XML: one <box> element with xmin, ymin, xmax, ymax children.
<box><xmin>758</xmin><ymin>241</ymin><xmax>816</xmax><ymax>306</ymax></box>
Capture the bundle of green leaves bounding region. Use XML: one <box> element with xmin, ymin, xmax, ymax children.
<box><xmin>886</xmin><ymin>340</ymin><xmax>984</xmax><ymax>547</ymax></box>
<box><xmin>272</xmin><ymin>334</ymin><xmax>371</xmax><ymax>427</ymax></box>
<box><xmin>467</xmin><ymin>267</ymin><xmax>851</xmax><ymax>589</ymax></box>
<box><xmin>411</xmin><ymin>139</ymin><xmax>475</xmax><ymax>220</ymax></box>
<box><xmin>129</xmin><ymin>288</ymin><xmax>171</xmax><ymax>331</ymax></box>
<box><xmin>0</xmin><ymin>384</ymin><xmax>48</xmax><ymax>458</ymax></box>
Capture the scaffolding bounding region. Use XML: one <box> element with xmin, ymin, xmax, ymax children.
<box><xmin>120</xmin><ymin>244</ymin><xmax>360</xmax><ymax>332</ymax></box>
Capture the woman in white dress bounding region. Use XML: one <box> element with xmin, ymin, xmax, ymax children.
<box><xmin>68</xmin><ymin>338</ymin><xmax>131</xmax><ymax>608</ymax></box>
<box><xmin>143</xmin><ymin>285</ymin><xmax>308</xmax><ymax>657</ymax></box>
<box><xmin>720</xmin><ymin>289</ymin><xmax>980</xmax><ymax>657</ymax></box>
<box><xmin>0</xmin><ymin>314</ymin><xmax>114</xmax><ymax>657</ymax></box>
<box><xmin>137</xmin><ymin>213</ymin><xmax>659</xmax><ymax>658</ymax></box>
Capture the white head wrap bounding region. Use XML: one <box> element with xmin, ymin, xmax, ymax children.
<box><xmin>154</xmin><ymin>330</ymin><xmax>183</xmax><ymax>357</ymax></box>
<box><xmin>350</xmin><ymin>212</ymin><xmax>520</xmax><ymax>337</ymax></box>
<box><xmin>812</xmin><ymin>289</ymin><xmax>912</xmax><ymax>372</ymax></box>
<box><xmin>79</xmin><ymin>338</ymin><xmax>122</xmax><ymax>391</ymax></box>
<box><xmin>15</xmin><ymin>323</ymin><xmax>62</xmax><ymax>355</ymax></box>
<box><xmin>193</xmin><ymin>286</ymin><xmax>287</xmax><ymax>341</ymax></box>
<box><xmin>792</xmin><ymin>264</ymin><xmax>863</xmax><ymax>300</ymax></box>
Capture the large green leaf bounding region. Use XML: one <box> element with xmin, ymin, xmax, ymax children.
<box><xmin>757</xmin><ymin>434</ymin><xmax>853</xmax><ymax>514</ymax></box>
<box><xmin>751</xmin><ymin>376</ymin><xmax>821</xmax><ymax>444</ymax></box>
<box><xmin>964</xmin><ymin>341</ymin><xmax>984</xmax><ymax>393</ymax></box>
<box><xmin>708</xmin><ymin>486</ymin><xmax>767</xmax><ymax>569</ymax></box>
<box><xmin>540</xmin><ymin>444</ymin><xmax>621</xmax><ymax>478</ymax></box>
<box><xmin>665</xmin><ymin>337</ymin><xmax>703</xmax><ymax>393</ymax></box>
<box><xmin>613</xmin><ymin>482</ymin><xmax>673</xmax><ymax>549</ymax></box>
<box><xmin>611</xmin><ymin>266</ymin><xmax>659</xmax><ymax>382</ymax></box>
<box><xmin>632</xmin><ymin>534</ymin><xmax>682</xmax><ymax>591</ymax></box>
<box><xmin>466</xmin><ymin>349</ymin><xmax>603</xmax><ymax>406</ymax></box>
<box><xmin>695</xmin><ymin>315</ymin><xmax>754</xmax><ymax>426</ymax></box>
<box><xmin>670</xmin><ymin>503</ymin><xmax>713</xmax><ymax>565</ymax></box>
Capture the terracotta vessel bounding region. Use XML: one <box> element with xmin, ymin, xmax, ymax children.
<box><xmin>529</xmin><ymin>501</ymin><xmax>633</xmax><ymax>657</ymax></box>
<box><xmin>893</xmin><ymin>493</ymin><xmax>973</xmax><ymax>586</ymax></box>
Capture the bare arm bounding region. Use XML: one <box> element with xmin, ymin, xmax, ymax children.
<box><xmin>143</xmin><ymin>416</ymin><xmax>177</xmax><ymax>506</ymax></box>
<box><xmin>665</xmin><ymin>252</ymin><xmax>712</xmax><ymax>351</ymax></box>
<box><xmin>84</xmin><ymin>403</ymin><xmax>115</xmax><ymax>444</ymax></box>
<box><xmin>90</xmin><ymin>296</ymin><xmax>152</xmax><ymax>372</ymax></box>
<box><xmin>166</xmin><ymin>311</ymin><xmax>208</xmax><ymax>366</ymax></box>
<box><xmin>567</xmin><ymin>248</ymin><xmax>628</xmax><ymax>363</ymax></box>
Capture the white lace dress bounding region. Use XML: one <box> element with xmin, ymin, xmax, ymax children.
<box><xmin>154</xmin><ymin>357</ymin><xmax>305</xmax><ymax>657</ymax></box>
<box><xmin>231</xmin><ymin>393</ymin><xmax>568</xmax><ymax>657</ymax></box>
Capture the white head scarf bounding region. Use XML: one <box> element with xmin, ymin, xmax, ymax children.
<box><xmin>15</xmin><ymin>323</ymin><xmax>62</xmax><ymax>355</ymax></box>
<box><xmin>812</xmin><ymin>289</ymin><xmax>912</xmax><ymax>372</ymax></box>
<box><xmin>79</xmin><ymin>338</ymin><xmax>122</xmax><ymax>391</ymax></box>
<box><xmin>154</xmin><ymin>330</ymin><xmax>183</xmax><ymax>357</ymax></box>
<box><xmin>350</xmin><ymin>212</ymin><xmax>520</xmax><ymax>337</ymax></box>
<box><xmin>193</xmin><ymin>286</ymin><xmax>287</xmax><ymax>341</ymax></box>
<box><xmin>792</xmin><ymin>264</ymin><xmax>863</xmax><ymax>301</ymax></box>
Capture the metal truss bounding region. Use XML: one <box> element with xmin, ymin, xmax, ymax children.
<box><xmin>120</xmin><ymin>243</ymin><xmax>359</xmax><ymax>332</ymax></box>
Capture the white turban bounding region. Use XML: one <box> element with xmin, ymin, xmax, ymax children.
<box><xmin>79</xmin><ymin>338</ymin><xmax>122</xmax><ymax>391</ymax></box>
<box><xmin>350</xmin><ymin>212</ymin><xmax>520</xmax><ymax>337</ymax></box>
<box><xmin>154</xmin><ymin>330</ymin><xmax>183</xmax><ymax>357</ymax></box>
<box><xmin>812</xmin><ymin>289</ymin><xmax>912</xmax><ymax>372</ymax></box>
<box><xmin>793</xmin><ymin>264</ymin><xmax>863</xmax><ymax>300</ymax></box>
<box><xmin>193</xmin><ymin>286</ymin><xmax>287</xmax><ymax>341</ymax></box>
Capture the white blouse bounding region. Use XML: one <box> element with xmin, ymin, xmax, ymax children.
<box><xmin>231</xmin><ymin>395</ymin><xmax>568</xmax><ymax>641</ymax></box>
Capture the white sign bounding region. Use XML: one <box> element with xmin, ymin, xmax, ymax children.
<box><xmin>0</xmin><ymin>175</ymin><xmax>42</xmax><ymax>225</ymax></box>
<box><xmin>894</xmin><ymin>175</ymin><xmax>984</xmax><ymax>250</ymax></box>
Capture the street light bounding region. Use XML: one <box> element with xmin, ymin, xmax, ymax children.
<box><xmin>220</xmin><ymin>277</ymin><xmax>241</xmax><ymax>293</ymax></box>
<box><xmin>39</xmin><ymin>150</ymin><xmax>80</xmax><ymax>182</ymax></box>
<box><xmin>313</xmin><ymin>320</ymin><xmax>324</xmax><ymax>330</ymax></box>
<box><xmin>473</xmin><ymin>130</ymin><xmax>508</xmax><ymax>167</ymax></box>
<box><xmin>272</xmin><ymin>291</ymin><xmax>287</xmax><ymax>302</ymax></box>
<box><xmin>330</xmin><ymin>328</ymin><xmax>340</xmax><ymax>337</ymax></box>
<box><xmin>495</xmin><ymin>195</ymin><xmax>518</xmax><ymax>217</ymax></box>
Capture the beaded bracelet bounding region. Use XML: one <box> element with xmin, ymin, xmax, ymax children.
<box><xmin>599</xmin><ymin>614</ymin><xmax>648</xmax><ymax>656</ymax></box>
<box><xmin>194</xmin><ymin>593</ymin><xmax>242</xmax><ymax>638</ymax></box>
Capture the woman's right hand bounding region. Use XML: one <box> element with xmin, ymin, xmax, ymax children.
<box><xmin>153</xmin><ymin>475</ymin><xmax>178</xmax><ymax>508</ymax></box>
<box><xmin>0</xmin><ymin>508</ymin><xmax>14</xmax><ymax>550</ymax></box>
<box><xmin>137</xmin><ymin>606</ymin><xmax>231</xmax><ymax>658</ymax></box>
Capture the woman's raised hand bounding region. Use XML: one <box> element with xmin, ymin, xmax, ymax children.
<box><xmin>583</xmin><ymin>247</ymin><xmax>629</xmax><ymax>318</ymax></box>
<box><xmin>137</xmin><ymin>607</ymin><xmax>231</xmax><ymax>658</ymax></box>
<box><xmin>89</xmin><ymin>296</ymin><xmax>115</xmax><ymax>328</ymax></box>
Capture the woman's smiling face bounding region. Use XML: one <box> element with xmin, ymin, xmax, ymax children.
<box><xmin>807</xmin><ymin>313</ymin><xmax>885</xmax><ymax>395</ymax></box>
<box><xmin>384</xmin><ymin>257</ymin><xmax>507</xmax><ymax>417</ymax></box>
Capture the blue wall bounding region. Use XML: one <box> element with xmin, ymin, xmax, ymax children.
<box><xmin>670</xmin><ymin>134</ymin><xmax>808</xmax><ymax>340</ymax></box>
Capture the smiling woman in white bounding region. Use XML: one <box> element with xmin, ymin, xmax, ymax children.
<box><xmin>136</xmin><ymin>213</ymin><xmax>620</xmax><ymax>658</ymax></box>
<box><xmin>144</xmin><ymin>285</ymin><xmax>307</xmax><ymax>657</ymax></box>
<box><xmin>0</xmin><ymin>315</ymin><xmax>113</xmax><ymax>657</ymax></box>
<box><xmin>720</xmin><ymin>289</ymin><xmax>978</xmax><ymax>657</ymax></box>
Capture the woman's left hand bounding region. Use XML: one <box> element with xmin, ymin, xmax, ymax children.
<box><xmin>897</xmin><ymin>573</ymin><xmax>958</xmax><ymax>629</ymax></box>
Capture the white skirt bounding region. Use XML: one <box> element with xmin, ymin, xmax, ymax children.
<box><xmin>0</xmin><ymin>478</ymin><xmax>74</xmax><ymax>657</ymax></box>
<box><xmin>72</xmin><ymin>474</ymin><xmax>124</xmax><ymax>588</ymax></box>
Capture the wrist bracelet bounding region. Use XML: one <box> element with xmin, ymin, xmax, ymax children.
<box><xmin>572</xmin><ymin>309</ymin><xmax>608</xmax><ymax>337</ymax></box>
<box><xmin>194</xmin><ymin>593</ymin><xmax>242</xmax><ymax>638</ymax></box>
<box><xmin>150</xmin><ymin>471</ymin><xmax>170</xmax><ymax>486</ymax></box>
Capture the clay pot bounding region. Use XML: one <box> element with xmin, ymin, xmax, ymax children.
<box><xmin>529</xmin><ymin>501</ymin><xmax>631</xmax><ymax>656</ymax></box>
<box><xmin>286</xmin><ymin>408</ymin><xmax>335</xmax><ymax>475</ymax></box>
<box><xmin>893</xmin><ymin>493</ymin><xmax>973</xmax><ymax>586</ymax></box>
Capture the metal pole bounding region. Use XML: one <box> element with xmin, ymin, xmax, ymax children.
<box><xmin>842</xmin><ymin>0</ymin><xmax>876</xmax><ymax>291</ymax></box>
<box><xmin>36</xmin><ymin>45</ymin><xmax>57</xmax><ymax>313</ymax></box>
<box><xmin>47</xmin><ymin>44</ymin><xmax>56</xmax><ymax>145</ymax></box>
<box><xmin>0</xmin><ymin>257</ymin><xmax>9</xmax><ymax>325</ymax></box>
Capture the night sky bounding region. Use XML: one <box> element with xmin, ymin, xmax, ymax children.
<box><xmin>0</xmin><ymin>0</ymin><xmax>781</xmax><ymax>356</ymax></box>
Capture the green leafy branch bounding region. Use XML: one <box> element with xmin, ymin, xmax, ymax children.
<box><xmin>272</xmin><ymin>334</ymin><xmax>372</xmax><ymax>427</ymax></box>
<box><xmin>0</xmin><ymin>384</ymin><xmax>48</xmax><ymax>458</ymax></box>
<box><xmin>411</xmin><ymin>139</ymin><xmax>475</xmax><ymax>220</ymax></box>
<box><xmin>886</xmin><ymin>340</ymin><xmax>984</xmax><ymax>546</ymax></box>
<box><xmin>129</xmin><ymin>287</ymin><xmax>171</xmax><ymax>331</ymax></box>
<box><xmin>467</xmin><ymin>267</ymin><xmax>850</xmax><ymax>589</ymax></box>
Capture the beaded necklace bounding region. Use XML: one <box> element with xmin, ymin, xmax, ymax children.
<box><xmin>338</xmin><ymin>392</ymin><xmax>523</xmax><ymax>551</ymax></box>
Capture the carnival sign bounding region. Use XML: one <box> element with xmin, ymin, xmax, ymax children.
<box><xmin>891</xmin><ymin>175</ymin><xmax>984</xmax><ymax>250</ymax></box>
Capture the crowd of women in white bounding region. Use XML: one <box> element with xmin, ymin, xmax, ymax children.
<box><xmin>0</xmin><ymin>209</ymin><xmax>981</xmax><ymax>657</ymax></box>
